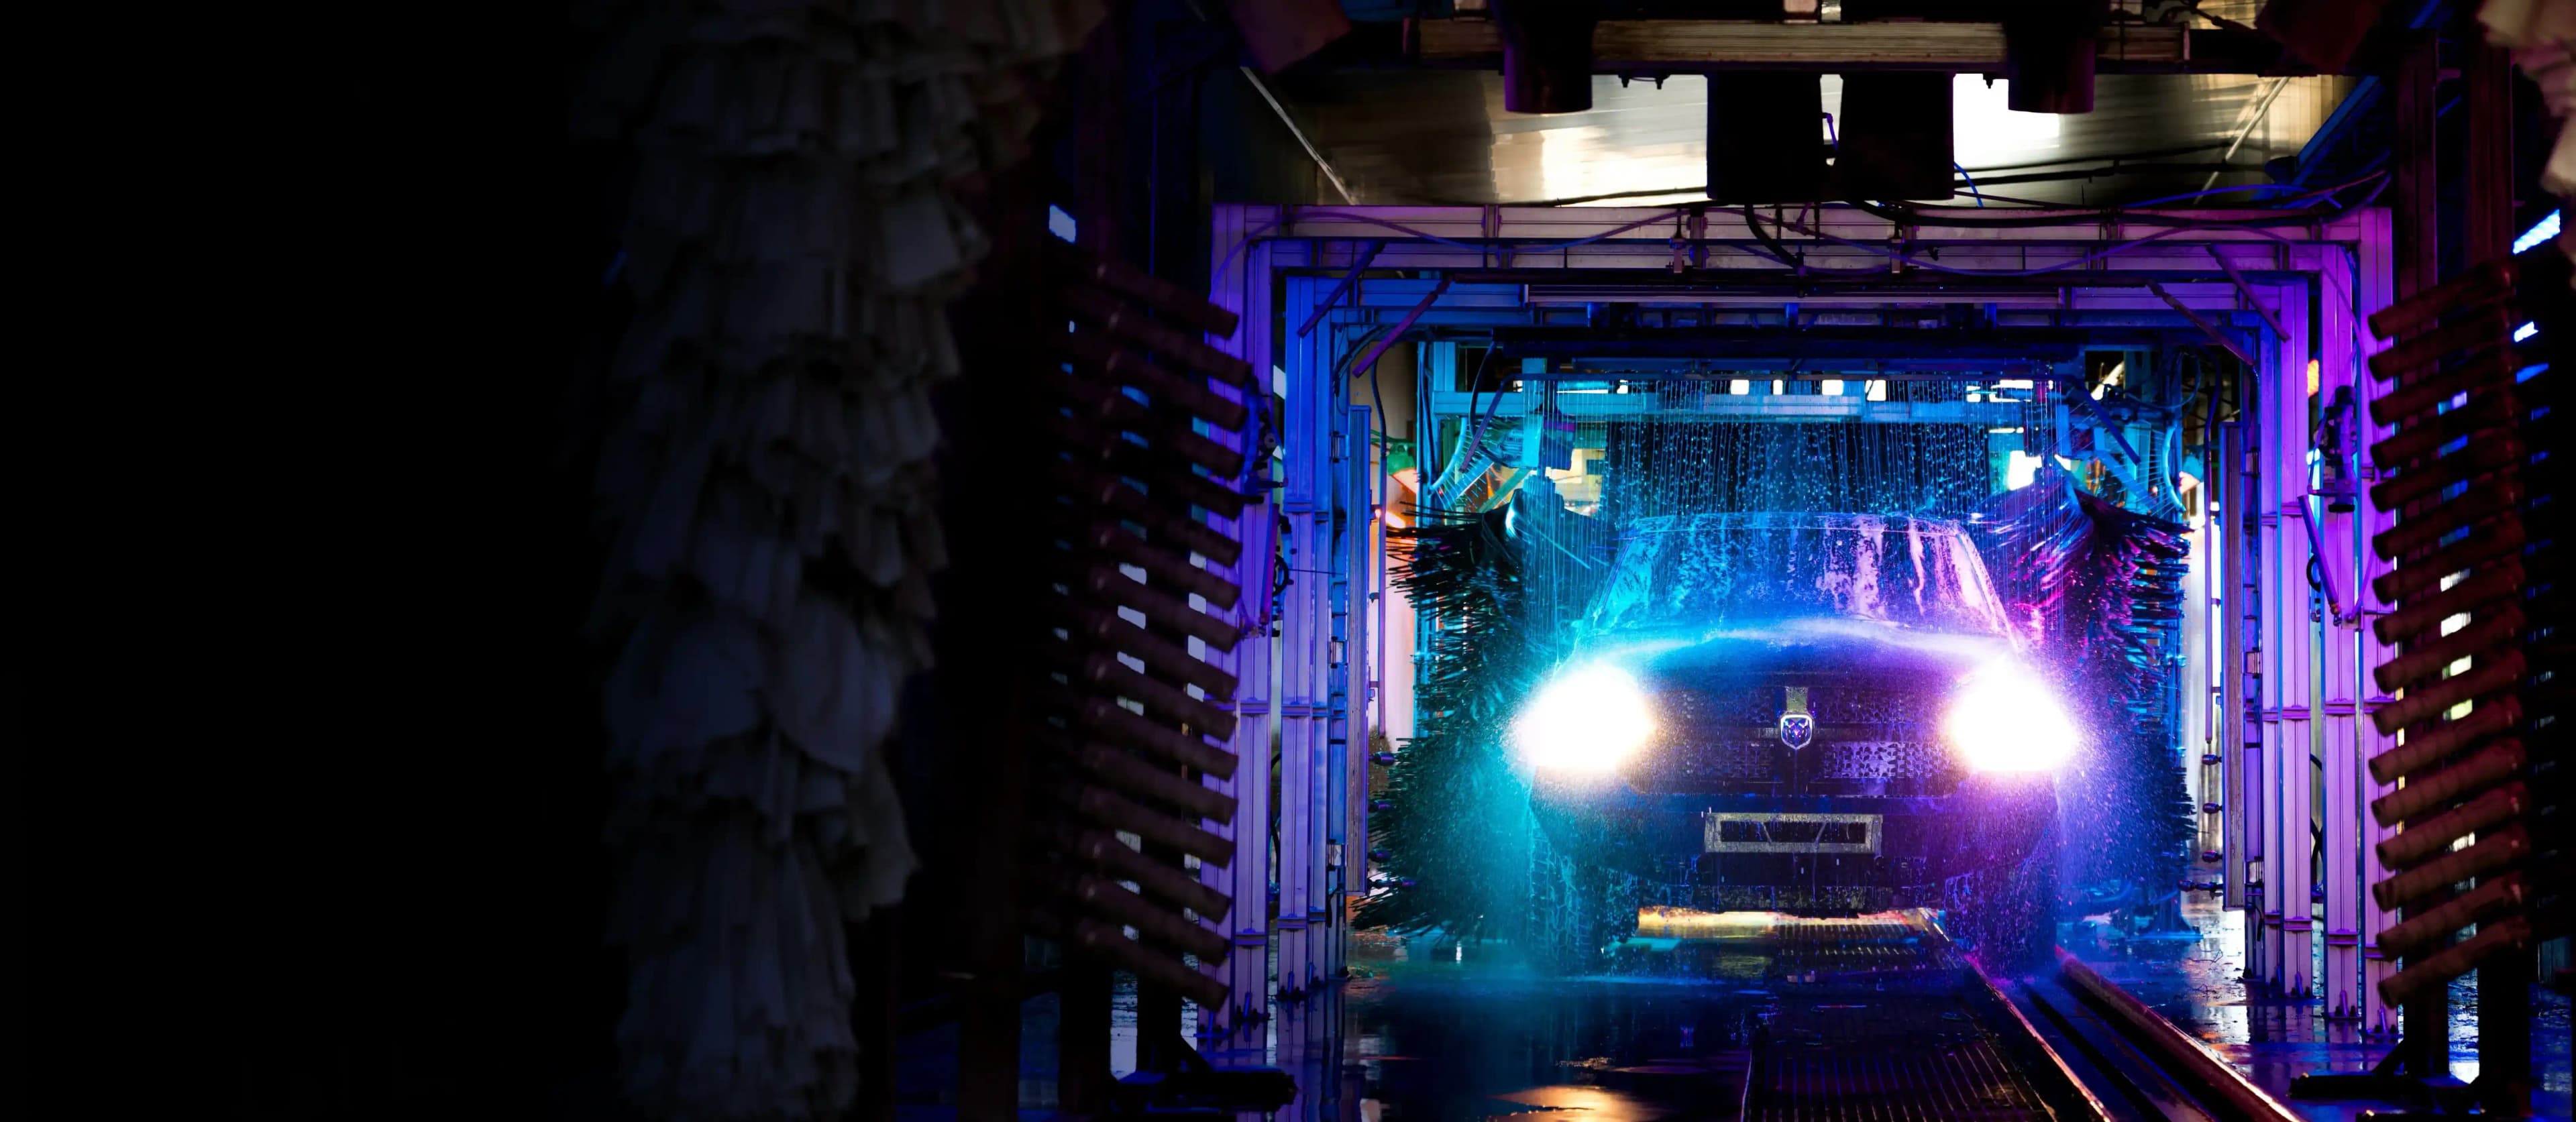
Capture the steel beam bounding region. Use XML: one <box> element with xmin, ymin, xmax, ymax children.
<box><xmin>1201</xmin><ymin>215</ymin><xmax>1274</xmax><ymax>1058</ymax></box>
<box><xmin>1342</xmin><ymin>406</ymin><xmax>1373</xmax><ymax>984</ymax></box>
<box><xmin>1281</xmin><ymin>274</ymin><xmax>1324</xmax><ymax>1004</ymax></box>
<box><xmin>2255</xmin><ymin>295</ymin><xmax>2284</xmax><ymax>991</ymax></box>
<box><xmin>2268</xmin><ymin>280</ymin><xmax>2315</xmax><ymax>1001</ymax></box>
<box><xmin>2220</xmin><ymin>417</ymin><xmax>2251</xmax><ymax>913</ymax></box>
<box><xmin>1403</xmin><ymin>19</ymin><xmax>2299</xmax><ymax>73</ymax></box>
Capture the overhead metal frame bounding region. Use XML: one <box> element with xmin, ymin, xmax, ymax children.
<box><xmin>1196</xmin><ymin>202</ymin><xmax>2394</xmax><ymax>1059</ymax></box>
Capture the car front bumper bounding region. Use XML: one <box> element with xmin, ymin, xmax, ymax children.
<box><xmin>1531</xmin><ymin>774</ymin><xmax>2058</xmax><ymax>915</ymax></box>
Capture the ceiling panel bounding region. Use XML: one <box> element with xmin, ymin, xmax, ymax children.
<box><xmin>1266</xmin><ymin>66</ymin><xmax>2356</xmax><ymax>207</ymax></box>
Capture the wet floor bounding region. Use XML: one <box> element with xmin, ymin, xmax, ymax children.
<box><xmin>2063</xmin><ymin>897</ymin><xmax>2571</xmax><ymax>1121</ymax></box>
<box><xmin>1298</xmin><ymin>913</ymin><xmax>2072</xmax><ymax>1122</ymax></box>
<box><xmin>896</xmin><ymin>905</ymin><xmax>2569</xmax><ymax>1121</ymax></box>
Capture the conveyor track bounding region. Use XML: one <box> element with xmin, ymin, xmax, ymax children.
<box><xmin>1734</xmin><ymin>917</ymin><xmax>2300</xmax><ymax>1122</ymax></box>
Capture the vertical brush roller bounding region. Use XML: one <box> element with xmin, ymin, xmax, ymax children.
<box><xmin>2357</xmin><ymin>254</ymin><xmax>2563</xmax><ymax>1013</ymax></box>
<box><xmin>1018</xmin><ymin>241</ymin><xmax>1258</xmax><ymax>1016</ymax></box>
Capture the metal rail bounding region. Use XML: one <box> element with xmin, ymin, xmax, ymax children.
<box><xmin>2026</xmin><ymin>949</ymin><xmax>2304</xmax><ymax>1122</ymax></box>
<box><xmin>1741</xmin><ymin>917</ymin><xmax>2310</xmax><ymax>1122</ymax></box>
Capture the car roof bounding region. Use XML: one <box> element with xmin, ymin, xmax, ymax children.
<box><xmin>1617</xmin><ymin>512</ymin><xmax>1970</xmax><ymax>535</ymax></box>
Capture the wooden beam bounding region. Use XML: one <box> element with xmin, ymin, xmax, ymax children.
<box><xmin>1410</xmin><ymin>19</ymin><xmax>2194</xmax><ymax>71</ymax></box>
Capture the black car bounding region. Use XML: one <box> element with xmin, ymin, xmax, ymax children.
<box><xmin>1517</xmin><ymin>512</ymin><xmax>2072</xmax><ymax>968</ymax></box>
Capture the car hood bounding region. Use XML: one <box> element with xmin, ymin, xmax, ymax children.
<box><xmin>1578</xmin><ymin>616</ymin><xmax>2010</xmax><ymax>690</ymax></box>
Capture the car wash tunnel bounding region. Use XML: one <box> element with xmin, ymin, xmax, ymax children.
<box><xmin>538</xmin><ymin>3</ymin><xmax>2575</xmax><ymax>1122</ymax></box>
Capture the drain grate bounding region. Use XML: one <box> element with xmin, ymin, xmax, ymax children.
<box><xmin>1757</xmin><ymin>1036</ymin><xmax>2051</xmax><ymax>1122</ymax></box>
<box><xmin>1750</xmin><ymin>919</ymin><xmax>2053</xmax><ymax>1121</ymax></box>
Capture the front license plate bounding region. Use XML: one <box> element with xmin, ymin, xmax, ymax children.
<box><xmin>1703</xmin><ymin>811</ymin><xmax>1882</xmax><ymax>855</ymax></box>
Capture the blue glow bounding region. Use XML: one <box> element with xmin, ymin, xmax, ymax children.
<box><xmin>2513</xmin><ymin>321</ymin><xmax>2537</xmax><ymax>343</ymax></box>
<box><xmin>1047</xmin><ymin>205</ymin><xmax>1077</xmax><ymax>243</ymax></box>
<box><xmin>2514</xmin><ymin>209</ymin><xmax>2560</xmax><ymax>254</ymax></box>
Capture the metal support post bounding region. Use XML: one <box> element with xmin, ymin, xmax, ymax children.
<box><xmin>2270</xmin><ymin>282</ymin><xmax>2315</xmax><ymax>1001</ymax></box>
<box><xmin>2351</xmin><ymin>212</ymin><xmax>2401</xmax><ymax>1037</ymax></box>
<box><xmin>2236</xmin><ymin>414</ymin><xmax>2266</xmax><ymax>972</ymax></box>
<box><xmin>1201</xmin><ymin>216</ymin><xmax>1275</xmax><ymax>1056</ymax></box>
<box><xmin>2185</xmin><ymin>484</ymin><xmax>2216</xmax><ymax>866</ymax></box>
<box><xmin>2220</xmin><ymin>418</ymin><xmax>2251</xmax><ymax>913</ymax></box>
<box><xmin>2318</xmin><ymin>251</ymin><xmax>2364</xmax><ymax>1021</ymax></box>
<box><xmin>2256</xmin><ymin>331</ymin><xmax>2285</xmax><ymax>991</ymax></box>
<box><xmin>1280</xmin><ymin>275</ymin><xmax>1323</xmax><ymax>1002</ymax></box>
<box><xmin>1341</xmin><ymin>405</ymin><xmax>1375</xmax><ymax>982</ymax></box>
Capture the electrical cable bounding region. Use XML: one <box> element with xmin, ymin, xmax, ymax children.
<box><xmin>1740</xmin><ymin>203</ymin><xmax>1805</xmax><ymax>269</ymax></box>
<box><xmin>1955</xmin><ymin>164</ymin><xmax>1985</xmax><ymax>207</ymax></box>
<box><xmin>1743</xmin><ymin>209</ymin><xmax>2304</xmax><ymax>278</ymax></box>
<box><xmin>1847</xmin><ymin>169</ymin><xmax>2387</xmax><ymax>228</ymax></box>
<box><xmin>1218</xmin><ymin>167</ymin><xmax>2385</xmax><ymax>287</ymax></box>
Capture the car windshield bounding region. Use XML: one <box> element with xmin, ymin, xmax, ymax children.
<box><xmin>1587</xmin><ymin>512</ymin><xmax>2010</xmax><ymax>636</ymax></box>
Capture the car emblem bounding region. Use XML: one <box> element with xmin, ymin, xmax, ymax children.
<box><xmin>1778</xmin><ymin>686</ymin><xmax>1815</xmax><ymax>750</ymax></box>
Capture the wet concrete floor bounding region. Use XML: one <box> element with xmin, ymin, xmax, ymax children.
<box><xmin>897</xmin><ymin>903</ymin><xmax>2568</xmax><ymax>1121</ymax></box>
<box><xmin>2061</xmin><ymin>897</ymin><xmax>2570</xmax><ymax>1121</ymax></box>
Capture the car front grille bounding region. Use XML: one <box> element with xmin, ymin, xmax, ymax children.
<box><xmin>1627</xmin><ymin>683</ymin><xmax>1958</xmax><ymax>795</ymax></box>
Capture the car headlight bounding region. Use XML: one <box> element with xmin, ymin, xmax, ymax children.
<box><xmin>1513</xmin><ymin>664</ymin><xmax>1656</xmax><ymax>775</ymax></box>
<box><xmin>1943</xmin><ymin>665</ymin><xmax>2077</xmax><ymax>773</ymax></box>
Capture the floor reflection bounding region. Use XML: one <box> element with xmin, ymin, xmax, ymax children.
<box><xmin>2060</xmin><ymin>897</ymin><xmax>2571</xmax><ymax>1121</ymax></box>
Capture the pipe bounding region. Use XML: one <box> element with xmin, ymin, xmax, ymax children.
<box><xmin>1239</xmin><ymin>66</ymin><xmax>1356</xmax><ymax>204</ymax></box>
<box><xmin>2379</xmin><ymin>915</ymin><xmax>2534</xmax><ymax>1006</ymax></box>
<box><xmin>1089</xmin><ymin>474</ymin><xmax>1247</xmax><ymax>567</ymax></box>
<box><xmin>1055</xmin><ymin>331</ymin><xmax>1251</xmax><ymax>430</ymax></box>
<box><xmin>1058</xmin><ymin>602</ymin><xmax>1240</xmax><ymax>696</ymax></box>
<box><xmin>1063</xmin><ymin>828</ymin><xmax>1232</xmax><ymax>919</ymax></box>
<box><xmin>2202</xmin><ymin>76</ymin><xmax>2292</xmax><ymax>192</ymax></box>
<box><xmin>2365</xmin><ymin>259</ymin><xmax>2516</xmax><ymax>339</ymax></box>
<box><xmin>2367</xmin><ymin>651</ymin><xmax>2526</xmax><ymax>736</ymax></box>
<box><xmin>2373</xmin><ymin>873</ymin><xmax>2524</xmax><ymax>959</ymax></box>
<box><xmin>2371</xmin><ymin>560</ymin><xmax>2520</xmax><ymax>647</ymax></box>
<box><xmin>2373</xmin><ymin>784</ymin><xmax>2526</xmax><ymax>871</ymax></box>
<box><xmin>1046</xmin><ymin>238</ymin><xmax>1242</xmax><ymax>336</ymax></box>
<box><xmin>1071</xmin><ymin>564</ymin><xmax>1244</xmax><ymax>649</ymax></box>
<box><xmin>2371</xmin><ymin>824</ymin><xmax>2527</xmax><ymax>913</ymax></box>
<box><xmin>1042</xmin><ymin>373</ymin><xmax>1247</xmax><ymax>476</ymax></box>
<box><xmin>1045</xmin><ymin>689</ymin><xmax>1238</xmax><ymax>778</ymax></box>
<box><xmin>2367</xmin><ymin>437</ymin><xmax>2523</xmax><ymax>511</ymax></box>
<box><xmin>1298</xmin><ymin>240</ymin><xmax>1383</xmax><ymax>337</ymax></box>
<box><xmin>2367</xmin><ymin>353</ymin><xmax>2516</xmax><ymax>427</ymax></box>
<box><xmin>2367</xmin><ymin>696</ymin><xmax>2518</xmax><ymax>785</ymax></box>
<box><xmin>2367</xmin><ymin>311</ymin><xmax>2514</xmax><ymax>380</ymax></box>
<box><xmin>2368</xmin><ymin>522</ymin><xmax>2525</xmax><ymax>603</ymax></box>
<box><xmin>1059</xmin><ymin>518</ymin><xmax>1245</xmax><ymax>609</ymax></box>
<box><xmin>2371</xmin><ymin>608</ymin><xmax>2525</xmax><ymax>694</ymax></box>
<box><xmin>1054</xmin><ymin>779</ymin><xmax>1237</xmax><ymax>867</ymax></box>
<box><xmin>1061</xmin><ymin>285</ymin><xmax>1258</xmax><ymax>386</ymax></box>
<box><xmin>1069</xmin><ymin>875</ymin><xmax>1232</xmax><ymax>961</ymax></box>
<box><xmin>1081</xmin><ymin>653</ymin><xmax>1241</xmax><ymax>738</ymax></box>
<box><xmin>2371</xmin><ymin>489</ymin><xmax>2521</xmax><ymax>559</ymax></box>
<box><xmin>2369</xmin><ymin>740</ymin><xmax>2526</xmax><ymax>826</ymax></box>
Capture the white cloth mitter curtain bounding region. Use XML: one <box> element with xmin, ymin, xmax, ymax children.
<box><xmin>570</xmin><ymin>1</ymin><xmax>1104</xmax><ymax>1117</ymax></box>
<box><xmin>2483</xmin><ymin>0</ymin><xmax>2576</xmax><ymax>280</ymax></box>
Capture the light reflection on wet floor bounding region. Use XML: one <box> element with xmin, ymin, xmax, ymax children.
<box><xmin>899</xmin><ymin>904</ymin><xmax>2567</xmax><ymax>1121</ymax></box>
<box><xmin>2065</xmin><ymin>897</ymin><xmax>2571</xmax><ymax>1121</ymax></box>
<box><xmin>1329</xmin><ymin>912</ymin><xmax>2032</xmax><ymax>1122</ymax></box>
